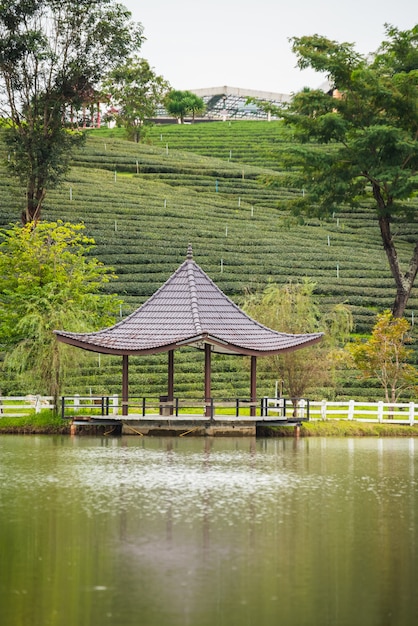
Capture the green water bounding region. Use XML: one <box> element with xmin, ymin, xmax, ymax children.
<box><xmin>1</xmin><ymin>435</ymin><xmax>417</xmax><ymax>626</ymax></box>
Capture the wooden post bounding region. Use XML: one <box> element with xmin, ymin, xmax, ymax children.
<box><xmin>168</xmin><ymin>349</ymin><xmax>174</xmax><ymax>415</ymax></box>
<box><xmin>250</xmin><ymin>356</ymin><xmax>257</xmax><ymax>417</ymax></box>
<box><xmin>205</xmin><ymin>343</ymin><xmax>212</xmax><ymax>418</ymax></box>
<box><xmin>122</xmin><ymin>354</ymin><xmax>129</xmax><ymax>416</ymax></box>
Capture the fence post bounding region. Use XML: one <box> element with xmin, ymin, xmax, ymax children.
<box><xmin>348</xmin><ymin>399</ymin><xmax>355</xmax><ymax>420</ymax></box>
<box><xmin>377</xmin><ymin>401</ymin><xmax>384</xmax><ymax>423</ymax></box>
<box><xmin>112</xmin><ymin>394</ymin><xmax>119</xmax><ymax>416</ymax></box>
<box><xmin>74</xmin><ymin>394</ymin><xmax>80</xmax><ymax>413</ymax></box>
<box><xmin>35</xmin><ymin>395</ymin><xmax>41</xmax><ymax>414</ymax></box>
<box><xmin>409</xmin><ymin>402</ymin><xmax>415</xmax><ymax>426</ymax></box>
<box><xmin>321</xmin><ymin>399</ymin><xmax>327</xmax><ymax>420</ymax></box>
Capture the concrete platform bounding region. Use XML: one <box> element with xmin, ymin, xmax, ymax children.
<box><xmin>72</xmin><ymin>414</ymin><xmax>259</xmax><ymax>436</ymax></box>
<box><xmin>70</xmin><ymin>412</ymin><xmax>305</xmax><ymax>437</ymax></box>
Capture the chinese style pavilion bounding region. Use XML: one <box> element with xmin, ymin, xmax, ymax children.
<box><xmin>55</xmin><ymin>246</ymin><xmax>323</xmax><ymax>416</ymax></box>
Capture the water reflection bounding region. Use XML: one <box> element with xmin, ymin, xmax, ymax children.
<box><xmin>1</xmin><ymin>435</ymin><xmax>418</xmax><ymax>626</ymax></box>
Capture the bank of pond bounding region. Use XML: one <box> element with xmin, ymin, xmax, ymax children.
<box><xmin>1</xmin><ymin>411</ymin><xmax>418</xmax><ymax>437</ymax></box>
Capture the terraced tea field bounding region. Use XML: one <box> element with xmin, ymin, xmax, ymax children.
<box><xmin>1</xmin><ymin>121</ymin><xmax>417</xmax><ymax>400</ymax></box>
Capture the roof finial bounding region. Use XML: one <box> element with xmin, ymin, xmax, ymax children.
<box><xmin>187</xmin><ymin>243</ymin><xmax>193</xmax><ymax>260</ymax></box>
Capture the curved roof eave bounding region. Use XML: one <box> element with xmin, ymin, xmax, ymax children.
<box><xmin>54</xmin><ymin>329</ymin><xmax>324</xmax><ymax>357</ymax></box>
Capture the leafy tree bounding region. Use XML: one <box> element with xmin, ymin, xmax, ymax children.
<box><xmin>243</xmin><ymin>280</ymin><xmax>353</xmax><ymax>399</ymax></box>
<box><xmin>348</xmin><ymin>310</ymin><xmax>417</xmax><ymax>403</ymax></box>
<box><xmin>0</xmin><ymin>0</ymin><xmax>144</xmax><ymax>224</ymax></box>
<box><xmin>0</xmin><ymin>221</ymin><xmax>121</xmax><ymax>406</ymax></box>
<box><xmin>164</xmin><ymin>90</ymin><xmax>205</xmax><ymax>123</ymax></box>
<box><xmin>103</xmin><ymin>56</ymin><xmax>170</xmax><ymax>142</ymax></box>
<box><xmin>272</xmin><ymin>24</ymin><xmax>418</xmax><ymax>317</ymax></box>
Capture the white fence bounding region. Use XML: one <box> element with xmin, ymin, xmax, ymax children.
<box><xmin>263</xmin><ymin>398</ymin><xmax>418</xmax><ymax>425</ymax></box>
<box><xmin>0</xmin><ymin>395</ymin><xmax>55</xmax><ymax>417</ymax></box>
<box><xmin>2</xmin><ymin>395</ymin><xmax>417</xmax><ymax>425</ymax></box>
<box><xmin>311</xmin><ymin>399</ymin><xmax>418</xmax><ymax>425</ymax></box>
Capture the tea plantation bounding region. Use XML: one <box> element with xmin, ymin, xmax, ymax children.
<box><xmin>1</xmin><ymin>121</ymin><xmax>417</xmax><ymax>401</ymax></box>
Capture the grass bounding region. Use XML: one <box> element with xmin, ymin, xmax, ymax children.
<box><xmin>260</xmin><ymin>420</ymin><xmax>418</xmax><ymax>437</ymax></box>
<box><xmin>0</xmin><ymin>410</ymin><xmax>70</xmax><ymax>434</ymax></box>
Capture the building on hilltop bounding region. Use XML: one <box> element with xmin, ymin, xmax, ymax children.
<box><xmin>190</xmin><ymin>86</ymin><xmax>290</xmax><ymax>120</ymax></box>
<box><xmin>154</xmin><ymin>86</ymin><xmax>291</xmax><ymax>122</ymax></box>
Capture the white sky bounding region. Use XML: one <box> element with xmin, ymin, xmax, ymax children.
<box><xmin>122</xmin><ymin>0</ymin><xmax>417</xmax><ymax>95</ymax></box>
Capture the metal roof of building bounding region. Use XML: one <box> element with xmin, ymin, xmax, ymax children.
<box><xmin>55</xmin><ymin>246</ymin><xmax>323</xmax><ymax>356</ymax></box>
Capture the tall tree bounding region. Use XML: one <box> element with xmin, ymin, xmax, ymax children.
<box><xmin>274</xmin><ymin>24</ymin><xmax>418</xmax><ymax>317</ymax></box>
<box><xmin>0</xmin><ymin>0</ymin><xmax>144</xmax><ymax>224</ymax></box>
<box><xmin>243</xmin><ymin>281</ymin><xmax>353</xmax><ymax>399</ymax></box>
<box><xmin>103</xmin><ymin>56</ymin><xmax>170</xmax><ymax>142</ymax></box>
<box><xmin>0</xmin><ymin>221</ymin><xmax>121</xmax><ymax>406</ymax></box>
<box><xmin>164</xmin><ymin>90</ymin><xmax>205</xmax><ymax>123</ymax></box>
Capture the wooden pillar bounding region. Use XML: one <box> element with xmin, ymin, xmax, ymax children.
<box><xmin>205</xmin><ymin>343</ymin><xmax>212</xmax><ymax>418</ymax></box>
<box><xmin>168</xmin><ymin>349</ymin><xmax>174</xmax><ymax>398</ymax></box>
<box><xmin>168</xmin><ymin>349</ymin><xmax>174</xmax><ymax>415</ymax></box>
<box><xmin>250</xmin><ymin>356</ymin><xmax>257</xmax><ymax>417</ymax></box>
<box><xmin>122</xmin><ymin>354</ymin><xmax>129</xmax><ymax>416</ymax></box>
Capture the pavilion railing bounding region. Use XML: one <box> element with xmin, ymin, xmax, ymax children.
<box><xmin>260</xmin><ymin>397</ymin><xmax>310</xmax><ymax>421</ymax></box>
<box><xmin>60</xmin><ymin>395</ymin><xmax>262</xmax><ymax>420</ymax></box>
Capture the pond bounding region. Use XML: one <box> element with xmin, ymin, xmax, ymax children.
<box><xmin>1</xmin><ymin>435</ymin><xmax>417</xmax><ymax>626</ymax></box>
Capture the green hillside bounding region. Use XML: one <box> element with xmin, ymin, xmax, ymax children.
<box><xmin>1</xmin><ymin>121</ymin><xmax>417</xmax><ymax>401</ymax></box>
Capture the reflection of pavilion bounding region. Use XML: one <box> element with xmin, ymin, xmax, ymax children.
<box><xmin>55</xmin><ymin>246</ymin><xmax>322</xmax><ymax>430</ymax></box>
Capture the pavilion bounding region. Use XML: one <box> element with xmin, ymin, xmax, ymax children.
<box><xmin>54</xmin><ymin>245</ymin><xmax>323</xmax><ymax>418</ymax></box>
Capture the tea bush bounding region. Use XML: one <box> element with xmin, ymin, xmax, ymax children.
<box><xmin>1</xmin><ymin>121</ymin><xmax>417</xmax><ymax>400</ymax></box>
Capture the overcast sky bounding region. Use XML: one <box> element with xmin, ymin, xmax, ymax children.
<box><xmin>122</xmin><ymin>1</ymin><xmax>416</xmax><ymax>95</ymax></box>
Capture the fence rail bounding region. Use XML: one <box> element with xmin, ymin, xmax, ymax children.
<box><xmin>309</xmin><ymin>399</ymin><xmax>418</xmax><ymax>425</ymax></box>
<box><xmin>0</xmin><ymin>395</ymin><xmax>54</xmax><ymax>417</ymax></box>
<box><xmin>262</xmin><ymin>398</ymin><xmax>418</xmax><ymax>425</ymax></box>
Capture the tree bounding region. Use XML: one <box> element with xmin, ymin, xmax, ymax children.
<box><xmin>348</xmin><ymin>310</ymin><xmax>417</xmax><ymax>403</ymax></box>
<box><xmin>103</xmin><ymin>56</ymin><xmax>170</xmax><ymax>142</ymax></box>
<box><xmin>164</xmin><ymin>90</ymin><xmax>205</xmax><ymax>123</ymax></box>
<box><xmin>273</xmin><ymin>24</ymin><xmax>418</xmax><ymax>317</ymax></box>
<box><xmin>0</xmin><ymin>221</ymin><xmax>121</xmax><ymax>406</ymax></box>
<box><xmin>0</xmin><ymin>1</ymin><xmax>144</xmax><ymax>224</ymax></box>
<box><xmin>243</xmin><ymin>280</ymin><xmax>353</xmax><ymax>399</ymax></box>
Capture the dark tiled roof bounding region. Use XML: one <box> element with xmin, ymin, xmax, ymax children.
<box><xmin>55</xmin><ymin>247</ymin><xmax>323</xmax><ymax>356</ymax></box>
